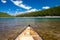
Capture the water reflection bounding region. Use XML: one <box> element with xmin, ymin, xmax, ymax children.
<box><xmin>0</xmin><ymin>18</ymin><xmax>60</xmax><ymax>40</ymax></box>
<box><xmin>0</xmin><ymin>18</ymin><xmax>60</xmax><ymax>27</ymax></box>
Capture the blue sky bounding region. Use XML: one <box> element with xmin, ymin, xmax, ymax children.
<box><xmin>0</xmin><ymin>0</ymin><xmax>60</xmax><ymax>15</ymax></box>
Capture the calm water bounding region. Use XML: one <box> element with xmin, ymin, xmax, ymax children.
<box><xmin>0</xmin><ymin>17</ymin><xmax>60</xmax><ymax>40</ymax></box>
<box><xmin>0</xmin><ymin>17</ymin><xmax>60</xmax><ymax>30</ymax></box>
<box><xmin>0</xmin><ymin>17</ymin><xmax>60</xmax><ymax>27</ymax></box>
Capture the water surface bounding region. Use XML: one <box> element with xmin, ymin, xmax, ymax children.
<box><xmin>0</xmin><ymin>17</ymin><xmax>60</xmax><ymax>40</ymax></box>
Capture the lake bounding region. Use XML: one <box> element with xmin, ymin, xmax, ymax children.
<box><xmin>0</xmin><ymin>17</ymin><xmax>60</xmax><ymax>40</ymax></box>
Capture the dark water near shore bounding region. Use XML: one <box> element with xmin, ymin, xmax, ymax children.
<box><xmin>0</xmin><ymin>17</ymin><xmax>60</xmax><ymax>40</ymax></box>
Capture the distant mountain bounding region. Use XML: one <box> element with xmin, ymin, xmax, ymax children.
<box><xmin>16</xmin><ymin>6</ymin><xmax>60</xmax><ymax>17</ymax></box>
<box><xmin>0</xmin><ymin>12</ymin><xmax>11</xmax><ymax>17</ymax></box>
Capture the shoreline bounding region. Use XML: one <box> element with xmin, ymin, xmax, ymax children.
<box><xmin>0</xmin><ymin>16</ymin><xmax>60</xmax><ymax>18</ymax></box>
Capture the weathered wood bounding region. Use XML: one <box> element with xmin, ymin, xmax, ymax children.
<box><xmin>15</xmin><ymin>27</ymin><xmax>43</xmax><ymax>40</ymax></box>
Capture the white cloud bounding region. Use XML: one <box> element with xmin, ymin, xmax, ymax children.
<box><xmin>26</xmin><ymin>9</ymin><xmax>38</xmax><ymax>12</ymax></box>
<box><xmin>1</xmin><ymin>0</ymin><xmax>7</xmax><ymax>3</ymax></box>
<box><xmin>11</xmin><ymin>0</ymin><xmax>32</xmax><ymax>10</ymax></box>
<box><xmin>15</xmin><ymin>8</ymin><xmax>39</xmax><ymax>16</ymax></box>
<box><xmin>19</xmin><ymin>4</ymin><xmax>32</xmax><ymax>10</ymax></box>
<box><xmin>20</xmin><ymin>8</ymin><xmax>38</xmax><ymax>13</ymax></box>
<box><xmin>42</xmin><ymin>6</ymin><xmax>50</xmax><ymax>9</ymax></box>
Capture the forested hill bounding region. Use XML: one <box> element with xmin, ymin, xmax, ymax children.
<box><xmin>0</xmin><ymin>12</ymin><xmax>11</xmax><ymax>17</ymax></box>
<box><xmin>16</xmin><ymin>6</ymin><xmax>60</xmax><ymax>17</ymax></box>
